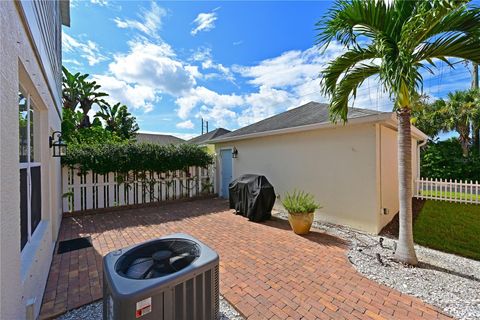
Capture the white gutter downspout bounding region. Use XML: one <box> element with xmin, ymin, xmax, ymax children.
<box><xmin>417</xmin><ymin>139</ymin><xmax>428</xmax><ymax>178</ymax></box>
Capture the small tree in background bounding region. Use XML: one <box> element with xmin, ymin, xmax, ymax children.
<box><xmin>413</xmin><ymin>89</ymin><xmax>480</xmax><ymax>156</ymax></box>
<box><xmin>411</xmin><ymin>93</ymin><xmax>444</xmax><ymax>139</ymax></box>
<box><xmin>438</xmin><ymin>90</ymin><xmax>479</xmax><ymax>156</ymax></box>
<box><xmin>61</xmin><ymin>66</ymin><xmax>139</xmax><ymax>144</ymax></box>
<box><xmin>77</xmin><ymin>78</ymin><xmax>108</xmax><ymax>128</ymax></box>
<box><xmin>95</xmin><ymin>102</ymin><xmax>139</xmax><ymax>141</ymax></box>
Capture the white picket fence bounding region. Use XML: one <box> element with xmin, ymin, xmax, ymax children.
<box><xmin>415</xmin><ymin>178</ymin><xmax>480</xmax><ymax>204</ymax></box>
<box><xmin>62</xmin><ymin>165</ymin><xmax>215</xmax><ymax>213</ymax></box>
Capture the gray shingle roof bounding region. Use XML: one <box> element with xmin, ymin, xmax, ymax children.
<box><xmin>136</xmin><ymin>133</ymin><xmax>185</xmax><ymax>145</ymax></box>
<box><xmin>212</xmin><ymin>101</ymin><xmax>387</xmax><ymax>141</ymax></box>
<box><xmin>188</xmin><ymin>128</ymin><xmax>231</xmax><ymax>145</ymax></box>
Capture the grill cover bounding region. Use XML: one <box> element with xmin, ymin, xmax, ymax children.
<box><xmin>228</xmin><ymin>174</ymin><xmax>275</xmax><ymax>222</ymax></box>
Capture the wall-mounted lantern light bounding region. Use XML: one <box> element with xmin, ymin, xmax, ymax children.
<box><xmin>49</xmin><ymin>131</ymin><xmax>67</xmax><ymax>157</ymax></box>
<box><xmin>232</xmin><ymin>147</ymin><xmax>238</xmax><ymax>159</ymax></box>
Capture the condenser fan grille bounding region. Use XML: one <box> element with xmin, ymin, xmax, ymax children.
<box><xmin>115</xmin><ymin>238</ymin><xmax>201</xmax><ymax>279</ymax></box>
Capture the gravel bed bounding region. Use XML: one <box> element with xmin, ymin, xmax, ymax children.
<box><xmin>274</xmin><ymin>211</ymin><xmax>480</xmax><ymax>320</ymax></box>
<box><xmin>56</xmin><ymin>296</ymin><xmax>244</xmax><ymax>320</ymax></box>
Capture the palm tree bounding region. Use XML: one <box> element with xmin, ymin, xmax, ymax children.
<box><xmin>77</xmin><ymin>79</ymin><xmax>108</xmax><ymax>128</ymax></box>
<box><xmin>95</xmin><ymin>102</ymin><xmax>139</xmax><ymax>140</ymax></box>
<box><xmin>410</xmin><ymin>93</ymin><xmax>444</xmax><ymax>139</ymax></box>
<box><xmin>317</xmin><ymin>0</ymin><xmax>480</xmax><ymax>265</ymax></box>
<box><xmin>62</xmin><ymin>66</ymin><xmax>85</xmax><ymax>110</ymax></box>
<box><xmin>438</xmin><ymin>90</ymin><xmax>479</xmax><ymax>156</ymax></box>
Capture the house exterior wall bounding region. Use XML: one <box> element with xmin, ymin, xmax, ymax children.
<box><xmin>378</xmin><ymin>125</ymin><xmax>419</xmax><ymax>231</ymax></box>
<box><xmin>215</xmin><ymin>124</ymin><xmax>381</xmax><ymax>233</ymax></box>
<box><xmin>0</xmin><ymin>1</ymin><xmax>63</xmax><ymax>319</ymax></box>
<box><xmin>215</xmin><ymin>122</ymin><xmax>423</xmax><ymax>234</ymax></box>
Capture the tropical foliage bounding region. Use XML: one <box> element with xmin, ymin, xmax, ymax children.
<box><xmin>317</xmin><ymin>0</ymin><xmax>480</xmax><ymax>265</ymax></box>
<box><xmin>62</xmin><ymin>142</ymin><xmax>213</xmax><ymax>175</ymax></box>
<box><xmin>410</xmin><ymin>93</ymin><xmax>445</xmax><ymax>138</ymax></box>
<box><xmin>413</xmin><ymin>89</ymin><xmax>480</xmax><ymax>156</ymax></box>
<box><xmin>61</xmin><ymin>67</ymin><xmax>138</xmax><ymax>144</ymax></box>
<box><xmin>95</xmin><ymin>102</ymin><xmax>139</xmax><ymax>141</ymax></box>
<box><xmin>421</xmin><ymin>139</ymin><xmax>480</xmax><ymax>181</ymax></box>
<box><xmin>60</xmin><ymin>68</ymin><xmax>211</xmax><ymax>182</ymax></box>
<box><xmin>282</xmin><ymin>190</ymin><xmax>321</xmax><ymax>214</ymax></box>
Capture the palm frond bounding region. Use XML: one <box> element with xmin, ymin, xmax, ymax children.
<box><xmin>315</xmin><ymin>0</ymin><xmax>394</xmax><ymax>49</ymax></box>
<box><xmin>320</xmin><ymin>46</ymin><xmax>378</xmax><ymax>96</ymax></box>
<box><xmin>329</xmin><ymin>64</ymin><xmax>380</xmax><ymax>122</ymax></box>
<box><xmin>400</xmin><ymin>0</ymin><xmax>467</xmax><ymax>50</ymax></box>
<box><xmin>416</xmin><ymin>2</ymin><xmax>480</xmax><ymax>42</ymax></box>
<box><xmin>415</xmin><ymin>33</ymin><xmax>480</xmax><ymax>65</ymax></box>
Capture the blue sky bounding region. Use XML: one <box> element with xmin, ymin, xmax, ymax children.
<box><xmin>63</xmin><ymin>0</ymin><xmax>476</xmax><ymax>139</ymax></box>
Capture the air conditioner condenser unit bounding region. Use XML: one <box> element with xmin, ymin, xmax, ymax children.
<box><xmin>103</xmin><ymin>233</ymin><xmax>220</xmax><ymax>320</ymax></box>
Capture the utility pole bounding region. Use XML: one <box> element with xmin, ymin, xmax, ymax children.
<box><xmin>200</xmin><ymin>118</ymin><xmax>209</xmax><ymax>134</ymax></box>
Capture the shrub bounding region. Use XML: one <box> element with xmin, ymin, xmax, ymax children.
<box><xmin>282</xmin><ymin>190</ymin><xmax>321</xmax><ymax>214</ymax></box>
<box><xmin>421</xmin><ymin>139</ymin><xmax>480</xmax><ymax>181</ymax></box>
<box><xmin>62</xmin><ymin>142</ymin><xmax>213</xmax><ymax>175</ymax></box>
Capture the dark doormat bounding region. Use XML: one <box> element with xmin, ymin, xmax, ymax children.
<box><xmin>57</xmin><ymin>236</ymin><xmax>93</xmax><ymax>254</ymax></box>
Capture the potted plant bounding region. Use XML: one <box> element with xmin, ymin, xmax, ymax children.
<box><xmin>282</xmin><ymin>190</ymin><xmax>321</xmax><ymax>235</ymax></box>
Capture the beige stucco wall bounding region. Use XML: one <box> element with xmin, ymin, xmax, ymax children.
<box><xmin>215</xmin><ymin>122</ymin><xmax>422</xmax><ymax>234</ymax></box>
<box><xmin>0</xmin><ymin>2</ymin><xmax>62</xmax><ymax>319</ymax></box>
<box><xmin>216</xmin><ymin>123</ymin><xmax>381</xmax><ymax>233</ymax></box>
<box><xmin>378</xmin><ymin>125</ymin><xmax>419</xmax><ymax>231</ymax></box>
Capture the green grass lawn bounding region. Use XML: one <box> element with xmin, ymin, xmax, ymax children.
<box><xmin>420</xmin><ymin>190</ymin><xmax>480</xmax><ymax>201</ymax></box>
<box><xmin>414</xmin><ymin>200</ymin><xmax>480</xmax><ymax>260</ymax></box>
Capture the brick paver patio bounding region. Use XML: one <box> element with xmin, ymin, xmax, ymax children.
<box><xmin>40</xmin><ymin>198</ymin><xmax>451</xmax><ymax>319</ymax></box>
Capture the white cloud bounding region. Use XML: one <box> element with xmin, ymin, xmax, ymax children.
<box><xmin>175</xmin><ymin>86</ymin><xmax>243</xmax><ymax>121</ymax></box>
<box><xmin>92</xmin><ymin>75</ymin><xmax>158</xmax><ymax>113</ymax></box>
<box><xmin>109</xmin><ymin>40</ymin><xmax>196</xmax><ymax>96</ymax></box>
<box><xmin>233</xmin><ymin>44</ymin><xmax>344</xmax><ymax>89</ymax></box>
<box><xmin>173</xmin><ymin>44</ymin><xmax>347</xmax><ymax>128</ymax></box>
<box><xmin>63</xmin><ymin>59</ymin><xmax>82</xmax><ymax>67</ymax></box>
<box><xmin>62</xmin><ymin>31</ymin><xmax>108</xmax><ymax>66</ymax></box>
<box><xmin>91</xmin><ymin>0</ymin><xmax>108</xmax><ymax>6</ymax></box>
<box><xmin>237</xmin><ymin>86</ymin><xmax>295</xmax><ymax>126</ymax></box>
<box><xmin>198</xmin><ymin>105</ymin><xmax>237</xmax><ymax>128</ymax></box>
<box><xmin>191</xmin><ymin>47</ymin><xmax>234</xmax><ymax>82</ymax></box>
<box><xmin>185</xmin><ymin>65</ymin><xmax>202</xmax><ymax>79</ymax></box>
<box><xmin>176</xmin><ymin>120</ymin><xmax>195</xmax><ymax>129</ymax></box>
<box><xmin>191</xmin><ymin>9</ymin><xmax>218</xmax><ymax>36</ymax></box>
<box><xmin>113</xmin><ymin>2</ymin><xmax>166</xmax><ymax>39</ymax></box>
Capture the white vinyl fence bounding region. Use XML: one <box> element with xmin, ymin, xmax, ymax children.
<box><xmin>62</xmin><ymin>165</ymin><xmax>215</xmax><ymax>213</ymax></box>
<box><xmin>415</xmin><ymin>178</ymin><xmax>480</xmax><ymax>204</ymax></box>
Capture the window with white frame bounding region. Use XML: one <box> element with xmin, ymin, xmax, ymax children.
<box><xmin>19</xmin><ymin>90</ymin><xmax>42</xmax><ymax>251</ymax></box>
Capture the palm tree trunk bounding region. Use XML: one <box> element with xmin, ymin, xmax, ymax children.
<box><xmin>459</xmin><ymin>129</ymin><xmax>470</xmax><ymax>157</ymax></box>
<box><xmin>473</xmin><ymin>125</ymin><xmax>479</xmax><ymax>154</ymax></box>
<box><xmin>394</xmin><ymin>108</ymin><xmax>418</xmax><ymax>266</ymax></box>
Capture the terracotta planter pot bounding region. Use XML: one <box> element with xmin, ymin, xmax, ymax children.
<box><xmin>287</xmin><ymin>212</ymin><xmax>314</xmax><ymax>234</ymax></box>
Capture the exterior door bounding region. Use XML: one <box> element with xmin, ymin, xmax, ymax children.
<box><xmin>220</xmin><ymin>149</ymin><xmax>233</xmax><ymax>198</ymax></box>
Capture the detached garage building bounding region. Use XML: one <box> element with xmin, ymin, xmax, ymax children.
<box><xmin>210</xmin><ymin>102</ymin><xmax>427</xmax><ymax>234</ymax></box>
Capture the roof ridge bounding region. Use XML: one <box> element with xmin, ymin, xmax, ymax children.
<box><xmin>214</xmin><ymin>101</ymin><xmax>387</xmax><ymax>141</ymax></box>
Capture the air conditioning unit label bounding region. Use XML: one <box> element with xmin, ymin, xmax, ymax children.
<box><xmin>135</xmin><ymin>297</ymin><xmax>152</xmax><ymax>318</ymax></box>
